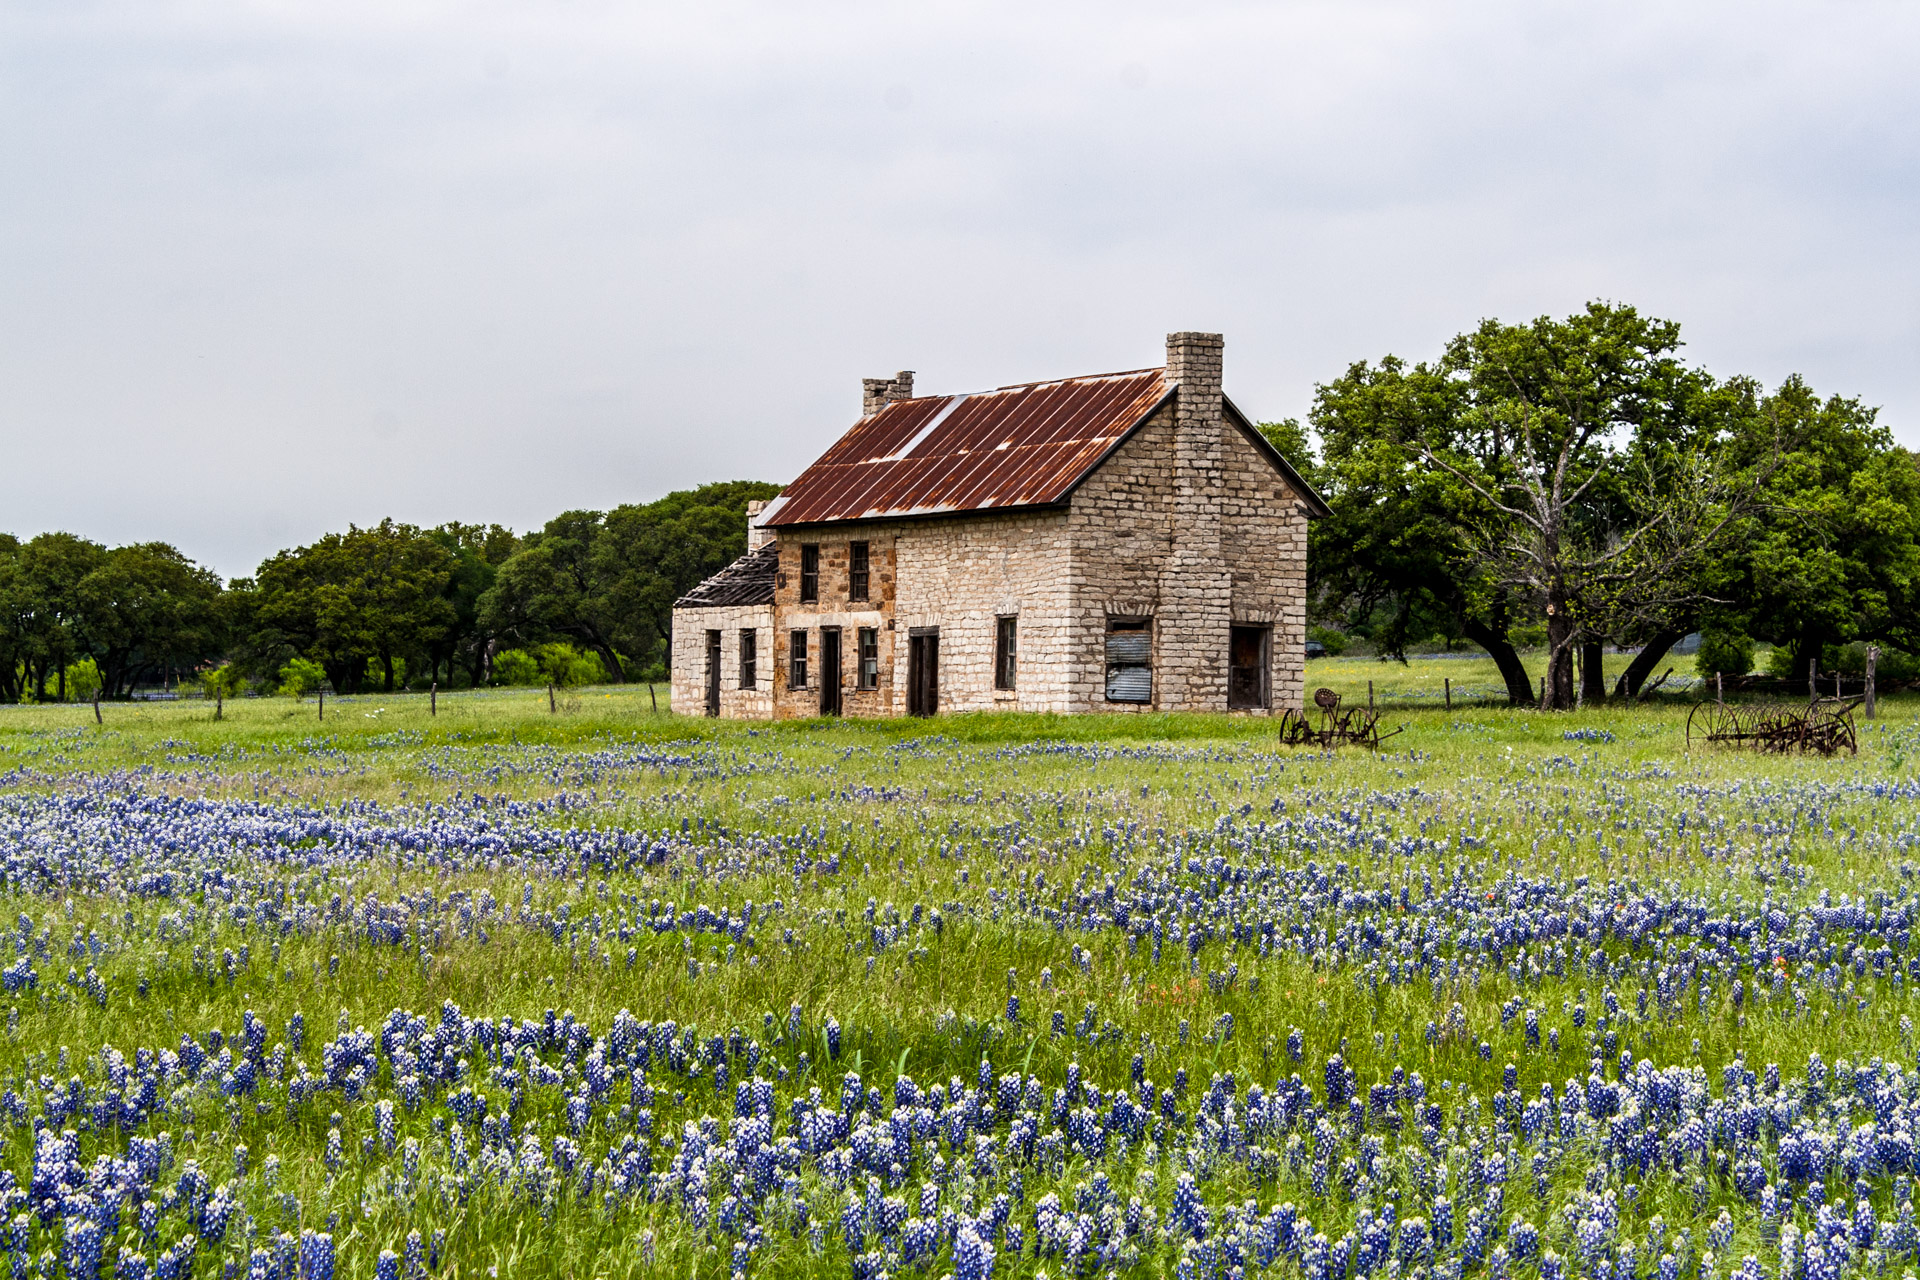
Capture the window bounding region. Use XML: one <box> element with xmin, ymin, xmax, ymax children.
<box><xmin>1105</xmin><ymin>618</ymin><xmax>1152</xmax><ymax>703</ymax></box>
<box><xmin>1228</xmin><ymin>624</ymin><xmax>1270</xmax><ymax>709</ymax></box>
<box><xmin>857</xmin><ymin>627</ymin><xmax>879</xmax><ymax>689</ymax></box>
<box><xmin>848</xmin><ymin>541</ymin><xmax>870</xmax><ymax>601</ymax></box>
<box><xmin>799</xmin><ymin>544</ymin><xmax>820</xmax><ymax>602</ymax></box>
<box><xmin>789</xmin><ymin>629</ymin><xmax>809</xmax><ymax>688</ymax></box>
<box><xmin>994</xmin><ymin>616</ymin><xmax>1018</xmax><ymax>690</ymax></box>
<box><xmin>739</xmin><ymin>629</ymin><xmax>758</xmax><ymax>690</ymax></box>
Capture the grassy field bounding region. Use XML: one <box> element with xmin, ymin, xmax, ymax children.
<box><xmin>0</xmin><ymin>682</ymin><xmax>1914</xmax><ymax>1280</ymax></box>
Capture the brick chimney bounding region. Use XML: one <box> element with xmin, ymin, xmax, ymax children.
<box><xmin>861</xmin><ymin>370</ymin><xmax>915</xmax><ymax>417</ymax></box>
<box><xmin>1161</xmin><ymin>331</ymin><xmax>1230</xmax><ymax>707</ymax></box>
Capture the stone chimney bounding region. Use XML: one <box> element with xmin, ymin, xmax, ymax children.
<box><xmin>861</xmin><ymin>370</ymin><xmax>915</xmax><ymax>417</ymax></box>
<box><xmin>746</xmin><ymin>499</ymin><xmax>775</xmax><ymax>551</ymax></box>
<box><xmin>1160</xmin><ymin>331</ymin><xmax>1230</xmax><ymax>707</ymax></box>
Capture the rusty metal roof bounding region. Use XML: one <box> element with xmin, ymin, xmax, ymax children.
<box><xmin>760</xmin><ymin>368</ymin><xmax>1174</xmax><ymax>527</ymax></box>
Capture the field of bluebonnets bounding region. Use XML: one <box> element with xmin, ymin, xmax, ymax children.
<box><xmin>3</xmin><ymin>677</ymin><xmax>1920</xmax><ymax>1280</ymax></box>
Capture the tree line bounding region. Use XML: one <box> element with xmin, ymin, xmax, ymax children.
<box><xmin>7</xmin><ymin>300</ymin><xmax>1913</xmax><ymax>710</ymax></box>
<box><xmin>0</xmin><ymin>481</ymin><xmax>779</xmax><ymax>701</ymax></box>
<box><xmin>1266</xmin><ymin>300</ymin><xmax>1920</xmax><ymax>708</ymax></box>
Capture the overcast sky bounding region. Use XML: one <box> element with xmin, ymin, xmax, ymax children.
<box><xmin>4</xmin><ymin>1</ymin><xmax>1916</xmax><ymax>579</ymax></box>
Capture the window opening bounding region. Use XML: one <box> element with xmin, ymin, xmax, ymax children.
<box><xmin>849</xmin><ymin>542</ymin><xmax>870</xmax><ymax>602</ymax></box>
<box><xmin>799</xmin><ymin>544</ymin><xmax>819</xmax><ymax>603</ymax></box>
<box><xmin>994</xmin><ymin>616</ymin><xmax>1018</xmax><ymax>690</ymax></box>
<box><xmin>857</xmin><ymin>627</ymin><xmax>879</xmax><ymax>689</ymax></box>
<box><xmin>739</xmin><ymin>629</ymin><xmax>758</xmax><ymax>690</ymax></box>
<box><xmin>1105</xmin><ymin>618</ymin><xmax>1152</xmax><ymax>703</ymax></box>
<box><xmin>789</xmin><ymin>630</ymin><xmax>809</xmax><ymax>689</ymax></box>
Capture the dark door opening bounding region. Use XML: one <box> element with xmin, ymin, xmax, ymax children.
<box><xmin>704</xmin><ymin>630</ymin><xmax>722</xmax><ymax>716</ymax></box>
<box><xmin>907</xmin><ymin>628</ymin><xmax>939</xmax><ymax>716</ymax></box>
<box><xmin>1228</xmin><ymin>624</ymin><xmax>1270</xmax><ymax>709</ymax></box>
<box><xmin>819</xmin><ymin>627</ymin><xmax>843</xmax><ymax>716</ymax></box>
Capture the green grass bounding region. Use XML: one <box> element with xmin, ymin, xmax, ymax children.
<box><xmin>1</xmin><ymin>685</ymin><xmax>1916</xmax><ymax>1277</ymax></box>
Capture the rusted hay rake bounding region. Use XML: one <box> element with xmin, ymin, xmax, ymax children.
<box><xmin>1685</xmin><ymin>697</ymin><xmax>1860</xmax><ymax>756</ymax></box>
<box><xmin>1279</xmin><ymin>687</ymin><xmax>1404</xmax><ymax>750</ymax></box>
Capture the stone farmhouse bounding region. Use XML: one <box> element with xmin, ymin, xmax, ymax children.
<box><xmin>669</xmin><ymin>332</ymin><xmax>1327</xmax><ymax>718</ymax></box>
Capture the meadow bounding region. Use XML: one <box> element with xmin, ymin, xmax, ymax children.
<box><xmin>1</xmin><ymin>671</ymin><xmax>1917</xmax><ymax>1280</ymax></box>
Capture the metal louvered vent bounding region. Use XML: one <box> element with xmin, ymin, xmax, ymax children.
<box><xmin>1105</xmin><ymin>666</ymin><xmax>1152</xmax><ymax>703</ymax></box>
<box><xmin>1105</xmin><ymin>624</ymin><xmax>1152</xmax><ymax>703</ymax></box>
<box><xmin>1105</xmin><ymin>632</ymin><xmax>1151</xmax><ymax>665</ymax></box>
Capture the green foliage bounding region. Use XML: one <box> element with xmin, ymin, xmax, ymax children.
<box><xmin>1255</xmin><ymin>419</ymin><xmax>1316</xmax><ymax>481</ymax></box>
<box><xmin>490</xmin><ymin>649</ymin><xmax>542</xmax><ymax>686</ymax></box>
<box><xmin>1306</xmin><ymin>625</ymin><xmax>1349</xmax><ymax>656</ymax></box>
<box><xmin>1711</xmin><ymin>379</ymin><xmax>1920</xmax><ymax>668</ymax></box>
<box><xmin>1835</xmin><ymin>641</ymin><xmax>1920</xmax><ymax>682</ymax></box>
<box><xmin>479</xmin><ymin>482</ymin><xmax>782</xmax><ymax>680</ymax></box>
<box><xmin>240</xmin><ymin>519</ymin><xmax>455</xmax><ymax>695</ymax></box>
<box><xmin>60</xmin><ymin>657</ymin><xmax>102</xmax><ymax>702</ymax></box>
<box><xmin>1694</xmin><ymin>628</ymin><xmax>1755</xmax><ymax>678</ymax></box>
<box><xmin>277</xmin><ymin>656</ymin><xmax>327</xmax><ymax>698</ymax></box>
<box><xmin>0</xmin><ymin>533</ymin><xmax>224</xmax><ymax>703</ymax></box>
<box><xmin>1765</xmin><ymin>643</ymin><xmax>1802</xmax><ymax>679</ymax></box>
<box><xmin>537</xmin><ymin>642</ymin><xmax>606</xmax><ymax>688</ymax></box>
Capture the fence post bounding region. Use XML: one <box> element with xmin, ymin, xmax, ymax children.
<box><xmin>318</xmin><ymin>689</ymin><xmax>324</xmax><ymax>722</ymax></box>
<box><xmin>430</xmin><ymin>682</ymin><xmax>437</xmax><ymax>717</ymax></box>
<box><xmin>1716</xmin><ymin>672</ymin><xmax>1723</xmax><ymax>705</ymax></box>
<box><xmin>1809</xmin><ymin>657</ymin><xmax>1818</xmax><ymax>701</ymax></box>
<box><xmin>215</xmin><ymin>689</ymin><xmax>223</xmax><ymax>722</ymax></box>
<box><xmin>1867</xmin><ymin>646</ymin><xmax>1879</xmax><ymax>719</ymax></box>
<box><xmin>1445</xmin><ymin>677</ymin><xmax>1451</xmax><ymax>711</ymax></box>
<box><xmin>1368</xmin><ymin>680</ymin><xmax>1374</xmax><ymax>710</ymax></box>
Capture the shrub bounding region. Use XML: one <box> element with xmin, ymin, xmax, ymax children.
<box><xmin>1509</xmin><ymin>623</ymin><xmax>1548</xmax><ymax>648</ymax></box>
<box><xmin>277</xmin><ymin>658</ymin><xmax>327</xmax><ymax>699</ymax></box>
<box><xmin>1307</xmin><ymin>626</ymin><xmax>1350</xmax><ymax>657</ymax></box>
<box><xmin>61</xmin><ymin>658</ymin><xmax>102</xmax><ymax>702</ymax></box>
<box><xmin>1694</xmin><ymin>629</ymin><xmax>1754</xmax><ymax>679</ymax></box>
<box><xmin>1835</xmin><ymin>642</ymin><xmax>1920</xmax><ymax>682</ymax></box>
<box><xmin>491</xmin><ymin>649</ymin><xmax>542</xmax><ymax>686</ymax></box>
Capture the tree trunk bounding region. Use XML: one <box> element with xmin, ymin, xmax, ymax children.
<box><xmin>382</xmin><ymin>653</ymin><xmax>396</xmax><ymax>693</ymax></box>
<box><xmin>1544</xmin><ymin>606</ymin><xmax>1577</xmax><ymax>710</ymax></box>
<box><xmin>1580</xmin><ymin>640</ymin><xmax>1606</xmax><ymax>704</ymax></box>
<box><xmin>1612</xmin><ymin>628</ymin><xmax>1687</xmax><ymax>699</ymax></box>
<box><xmin>1460</xmin><ymin>618</ymin><xmax>1536</xmax><ymax>706</ymax></box>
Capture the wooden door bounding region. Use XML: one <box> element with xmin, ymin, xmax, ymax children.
<box><xmin>820</xmin><ymin>627</ymin><xmax>842</xmax><ymax>716</ymax></box>
<box><xmin>704</xmin><ymin>630</ymin><xmax>722</xmax><ymax>716</ymax></box>
<box><xmin>908</xmin><ymin>629</ymin><xmax>939</xmax><ymax>716</ymax></box>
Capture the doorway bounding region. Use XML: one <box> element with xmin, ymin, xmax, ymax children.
<box><xmin>907</xmin><ymin>628</ymin><xmax>939</xmax><ymax>716</ymax></box>
<box><xmin>1228</xmin><ymin>624</ymin><xmax>1270</xmax><ymax>709</ymax></box>
<box><xmin>704</xmin><ymin>630</ymin><xmax>722</xmax><ymax>716</ymax></box>
<box><xmin>819</xmin><ymin>627</ymin><xmax>843</xmax><ymax>716</ymax></box>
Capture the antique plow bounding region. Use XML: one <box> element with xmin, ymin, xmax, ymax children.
<box><xmin>1684</xmin><ymin>696</ymin><xmax>1860</xmax><ymax>756</ymax></box>
<box><xmin>1279</xmin><ymin>688</ymin><xmax>1404</xmax><ymax>750</ymax></box>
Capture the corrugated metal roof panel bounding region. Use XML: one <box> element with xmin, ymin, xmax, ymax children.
<box><xmin>763</xmin><ymin>369</ymin><xmax>1172</xmax><ymax>527</ymax></box>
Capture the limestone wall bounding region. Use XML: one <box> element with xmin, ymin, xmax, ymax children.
<box><xmin>667</xmin><ymin>603</ymin><xmax>776</xmax><ymax>718</ymax></box>
<box><xmin>1063</xmin><ymin>383</ymin><xmax>1310</xmax><ymax>713</ymax></box>
<box><xmin>771</xmin><ymin>538</ymin><xmax>897</xmax><ymax>719</ymax></box>
<box><xmin>890</xmin><ymin>510</ymin><xmax>1074</xmax><ymax>713</ymax></box>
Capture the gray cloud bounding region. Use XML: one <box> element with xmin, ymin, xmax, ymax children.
<box><xmin>2</xmin><ymin>0</ymin><xmax>1915</xmax><ymax>578</ymax></box>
